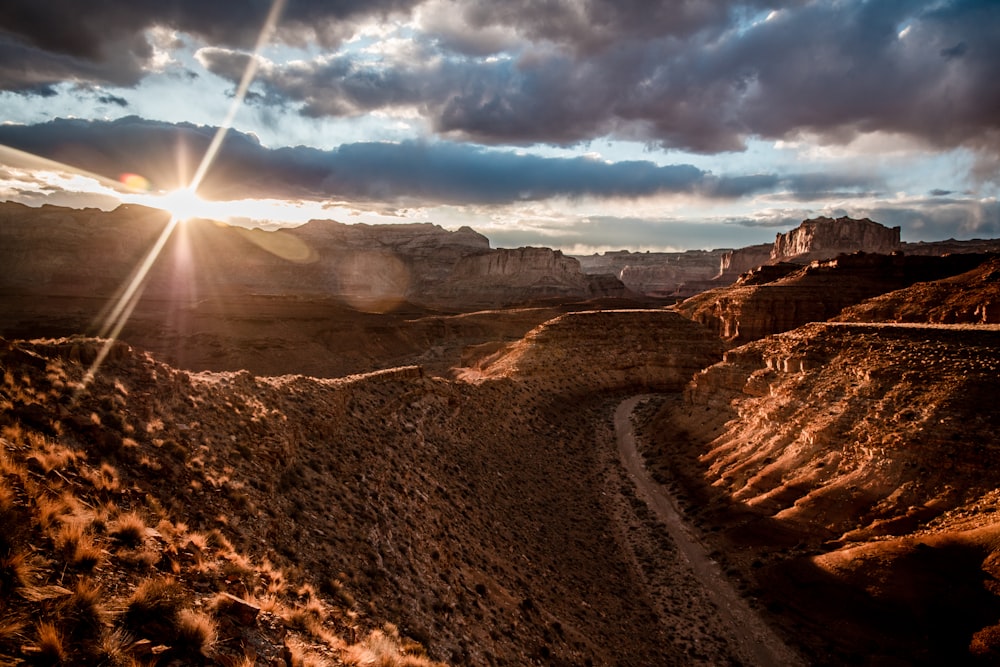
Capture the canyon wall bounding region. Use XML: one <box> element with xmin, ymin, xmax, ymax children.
<box><xmin>574</xmin><ymin>249</ymin><xmax>730</xmax><ymax>297</ymax></box>
<box><xmin>651</xmin><ymin>321</ymin><xmax>1000</xmax><ymax>662</ymax></box>
<box><xmin>675</xmin><ymin>252</ymin><xmax>994</xmax><ymax>344</ymax></box>
<box><xmin>0</xmin><ymin>203</ymin><xmax>624</xmax><ymax>311</ymax></box>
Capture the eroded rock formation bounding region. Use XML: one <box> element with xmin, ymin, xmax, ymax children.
<box><xmin>0</xmin><ymin>202</ymin><xmax>624</xmax><ymax>311</ymax></box>
<box><xmin>771</xmin><ymin>216</ymin><xmax>901</xmax><ymax>261</ymax></box>
<box><xmin>647</xmin><ymin>321</ymin><xmax>1000</xmax><ymax>663</ymax></box>
<box><xmin>676</xmin><ymin>253</ymin><xmax>994</xmax><ymax>344</ymax></box>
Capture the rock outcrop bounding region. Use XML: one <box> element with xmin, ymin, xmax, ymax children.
<box><xmin>675</xmin><ymin>252</ymin><xmax>993</xmax><ymax>344</ymax></box>
<box><xmin>836</xmin><ymin>255</ymin><xmax>1000</xmax><ymax>324</ymax></box>
<box><xmin>648</xmin><ymin>321</ymin><xmax>1000</xmax><ymax>663</ymax></box>
<box><xmin>432</xmin><ymin>247</ymin><xmax>626</xmax><ymax>306</ymax></box>
<box><xmin>717</xmin><ymin>243</ymin><xmax>773</xmax><ymax>282</ymax></box>
<box><xmin>771</xmin><ymin>216</ymin><xmax>900</xmax><ymax>261</ymax></box>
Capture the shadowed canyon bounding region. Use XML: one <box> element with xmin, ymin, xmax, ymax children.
<box><xmin>2</xmin><ymin>205</ymin><xmax>1000</xmax><ymax>665</ymax></box>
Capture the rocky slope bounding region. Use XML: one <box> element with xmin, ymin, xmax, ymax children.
<box><xmin>0</xmin><ymin>306</ymin><xmax>739</xmax><ymax>666</ymax></box>
<box><xmin>470</xmin><ymin>309</ymin><xmax>723</xmax><ymax>392</ymax></box>
<box><xmin>836</xmin><ymin>256</ymin><xmax>1000</xmax><ymax>324</ymax></box>
<box><xmin>675</xmin><ymin>252</ymin><xmax>995</xmax><ymax>344</ymax></box>
<box><xmin>639</xmin><ymin>321</ymin><xmax>1000</xmax><ymax>664</ymax></box>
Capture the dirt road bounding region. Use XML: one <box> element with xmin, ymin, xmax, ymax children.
<box><xmin>614</xmin><ymin>395</ymin><xmax>803</xmax><ymax>667</ymax></box>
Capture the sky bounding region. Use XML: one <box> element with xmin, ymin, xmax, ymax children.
<box><xmin>0</xmin><ymin>0</ymin><xmax>998</xmax><ymax>253</ymax></box>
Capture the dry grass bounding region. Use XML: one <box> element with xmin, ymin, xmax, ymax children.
<box><xmin>173</xmin><ymin>608</ymin><xmax>218</xmax><ymax>658</ymax></box>
<box><xmin>55</xmin><ymin>520</ymin><xmax>103</xmax><ymax>571</ymax></box>
<box><xmin>0</xmin><ymin>551</ymin><xmax>33</xmax><ymax>597</ymax></box>
<box><xmin>109</xmin><ymin>512</ymin><xmax>147</xmax><ymax>548</ymax></box>
<box><xmin>32</xmin><ymin>621</ymin><xmax>67</xmax><ymax>665</ymax></box>
<box><xmin>344</xmin><ymin>625</ymin><xmax>445</xmax><ymax>667</ymax></box>
<box><xmin>122</xmin><ymin>577</ymin><xmax>185</xmax><ymax>643</ymax></box>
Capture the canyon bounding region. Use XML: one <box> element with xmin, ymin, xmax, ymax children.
<box><xmin>2</xmin><ymin>205</ymin><xmax>1000</xmax><ymax>665</ymax></box>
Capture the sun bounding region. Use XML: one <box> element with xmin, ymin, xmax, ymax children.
<box><xmin>157</xmin><ymin>186</ymin><xmax>213</xmax><ymax>222</ymax></box>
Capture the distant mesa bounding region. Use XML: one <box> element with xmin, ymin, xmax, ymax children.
<box><xmin>770</xmin><ymin>215</ymin><xmax>901</xmax><ymax>262</ymax></box>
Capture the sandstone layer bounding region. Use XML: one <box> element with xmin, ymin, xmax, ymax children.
<box><xmin>771</xmin><ymin>216</ymin><xmax>901</xmax><ymax>261</ymax></box>
<box><xmin>574</xmin><ymin>249</ymin><xmax>731</xmax><ymax>297</ymax></box>
<box><xmin>675</xmin><ymin>252</ymin><xmax>995</xmax><ymax>344</ymax></box>
<box><xmin>836</xmin><ymin>256</ymin><xmax>1000</xmax><ymax>324</ymax></box>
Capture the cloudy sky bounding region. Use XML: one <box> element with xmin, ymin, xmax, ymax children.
<box><xmin>0</xmin><ymin>0</ymin><xmax>997</xmax><ymax>252</ymax></box>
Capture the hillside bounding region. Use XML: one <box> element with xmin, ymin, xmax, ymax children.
<box><xmin>639</xmin><ymin>322</ymin><xmax>1000</xmax><ymax>664</ymax></box>
<box><xmin>0</xmin><ymin>321</ymin><xmax>738</xmax><ymax>666</ymax></box>
<box><xmin>836</xmin><ymin>256</ymin><xmax>1000</xmax><ymax>324</ymax></box>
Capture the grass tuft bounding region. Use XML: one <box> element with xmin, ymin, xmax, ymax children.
<box><xmin>109</xmin><ymin>512</ymin><xmax>147</xmax><ymax>548</ymax></box>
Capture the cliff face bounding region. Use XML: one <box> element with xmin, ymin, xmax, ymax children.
<box><xmin>718</xmin><ymin>243</ymin><xmax>773</xmax><ymax>281</ymax></box>
<box><xmin>836</xmin><ymin>255</ymin><xmax>1000</xmax><ymax>324</ymax></box>
<box><xmin>0</xmin><ymin>203</ymin><xmax>623</xmax><ymax>311</ymax></box>
<box><xmin>675</xmin><ymin>253</ymin><xmax>993</xmax><ymax>344</ymax></box>
<box><xmin>772</xmin><ymin>216</ymin><xmax>900</xmax><ymax>261</ymax></box>
<box><xmin>574</xmin><ymin>249</ymin><xmax>730</xmax><ymax>297</ymax></box>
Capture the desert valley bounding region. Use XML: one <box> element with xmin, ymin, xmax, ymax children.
<box><xmin>2</xmin><ymin>204</ymin><xmax>1000</xmax><ymax>666</ymax></box>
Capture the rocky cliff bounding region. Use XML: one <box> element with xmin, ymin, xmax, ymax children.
<box><xmin>645</xmin><ymin>321</ymin><xmax>1000</xmax><ymax>663</ymax></box>
<box><xmin>431</xmin><ymin>247</ymin><xmax>626</xmax><ymax>306</ymax></box>
<box><xmin>717</xmin><ymin>243</ymin><xmax>773</xmax><ymax>281</ymax></box>
<box><xmin>574</xmin><ymin>249</ymin><xmax>730</xmax><ymax>297</ymax></box>
<box><xmin>0</xmin><ymin>202</ymin><xmax>623</xmax><ymax>311</ymax></box>
<box><xmin>771</xmin><ymin>216</ymin><xmax>900</xmax><ymax>261</ymax></box>
<box><xmin>836</xmin><ymin>255</ymin><xmax>1000</xmax><ymax>324</ymax></box>
<box><xmin>675</xmin><ymin>252</ymin><xmax>993</xmax><ymax>344</ymax></box>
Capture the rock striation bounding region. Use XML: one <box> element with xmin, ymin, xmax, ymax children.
<box><xmin>675</xmin><ymin>252</ymin><xmax>994</xmax><ymax>344</ymax></box>
<box><xmin>771</xmin><ymin>216</ymin><xmax>900</xmax><ymax>261</ymax></box>
<box><xmin>650</xmin><ymin>321</ymin><xmax>1000</xmax><ymax>663</ymax></box>
<box><xmin>717</xmin><ymin>243</ymin><xmax>773</xmax><ymax>282</ymax></box>
<box><xmin>574</xmin><ymin>249</ymin><xmax>731</xmax><ymax>298</ymax></box>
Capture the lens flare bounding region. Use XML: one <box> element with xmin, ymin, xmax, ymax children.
<box><xmin>119</xmin><ymin>173</ymin><xmax>151</xmax><ymax>191</ymax></box>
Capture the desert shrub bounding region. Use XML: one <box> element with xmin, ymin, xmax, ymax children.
<box><xmin>109</xmin><ymin>512</ymin><xmax>147</xmax><ymax>548</ymax></box>
<box><xmin>172</xmin><ymin>609</ymin><xmax>217</xmax><ymax>658</ymax></box>
<box><xmin>344</xmin><ymin>625</ymin><xmax>445</xmax><ymax>667</ymax></box>
<box><xmin>92</xmin><ymin>628</ymin><xmax>137</xmax><ymax>667</ymax></box>
<box><xmin>60</xmin><ymin>578</ymin><xmax>106</xmax><ymax>639</ymax></box>
<box><xmin>0</xmin><ymin>551</ymin><xmax>32</xmax><ymax>597</ymax></box>
<box><xmin>55</xmin><ymin>521</ymin><xmax>103</xmax><ymax>571</ymax></box>
<box><xmin>32</xmin><ymin>621</ymin><xmax>67</xmax><ymax>665</ymax></box>
<box><xmin>122</xmin><ymin>577</ymin><xmax>185</xmax><ymax>643</ymax></box>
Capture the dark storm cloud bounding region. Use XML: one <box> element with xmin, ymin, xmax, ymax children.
<box><xmin>0</xmin><ymin>117</ymin><xmax>874</xmax><ymax>205</ymax></box>
<box><xmin>198</xmin><ymin>0</ymin><xmax>1000</xmax><ymax>155</ymax></box>
<box><xmin>0</xmin><ymin>0</ymin><xmax>422</xmax><ymax>91</ymax></box>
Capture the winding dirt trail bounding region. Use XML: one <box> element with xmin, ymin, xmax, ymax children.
<box><xmin>615</xmin><ymin>395</ymin><xmax>804</xmax><ymax>667</ymax></box>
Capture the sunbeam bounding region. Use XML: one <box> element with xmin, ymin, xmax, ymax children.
<box><xmin>188</xmin><ymin>0</ymin><xmax>287</xmax><ymax>194</ymax></box>
<box><xmin>66</xmin><ymin>0</ymin><xmax>287</xmax><ymax>394</ymax></box>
